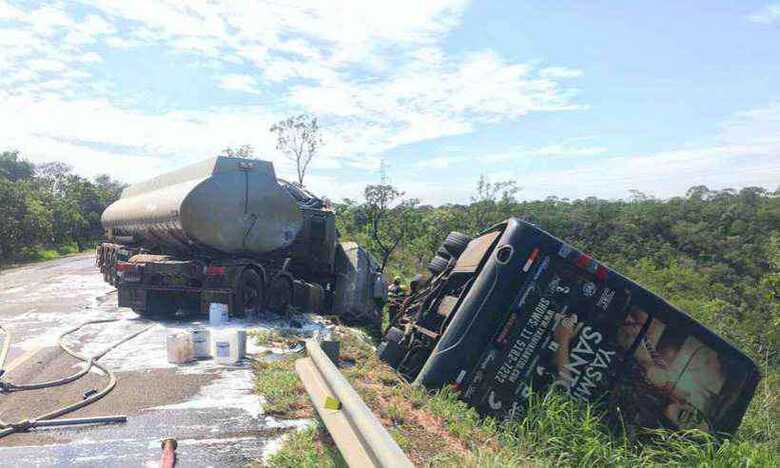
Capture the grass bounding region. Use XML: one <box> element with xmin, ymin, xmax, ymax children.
<box><xmin>254</xmin><ymin>326</ymin><xmax>778</xmax><ymax>467</ymax></box>
<box><xmin>254</xmin><ymin>354</ymin><xmax>312</xmax><ymax>418</ymax></box>
<box><xmin>2</xmin><ymin>242</ymin><xmax>92</xmax><ymax>269</ymax></box>
<box><xmin>250</xmin><ymin>328</ymin><xmax>306</xmax><ymax>349</ymax></box>
<box><xmin>263</xmin><ymin>421</ymin><xmax>346</xmax><ymax>468</ymax></box>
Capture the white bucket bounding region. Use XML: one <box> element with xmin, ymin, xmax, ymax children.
<box><xmin>166</xmin><ymin>331</ymin><xmax>194</xmax><ymax>364</ymax></box>
<box><xmin>209</xmin><ymin>303</ymin><xmax>229</xmax><ymax>325</ymax></box>
<box><xmin>210</xmin><ymin>329</ymin><xmax>244</xmax><ymax>364</ymax></box>
<box><xmin>190</xmin><ymin>328</ymin><xmax>211</xmax><ymax>358</ymax></box>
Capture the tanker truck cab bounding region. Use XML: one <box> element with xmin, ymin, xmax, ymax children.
<box><xmin>97</xmin><ymin>156</ymin><xmax>384</xmax><ymax>326</ymax></box>
<box><xmin>380</xmin><ymin>218</ymin><xmax>760</xmax><ymax>436</ymax></box>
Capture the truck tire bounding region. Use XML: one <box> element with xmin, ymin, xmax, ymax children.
<box><xmin>377</xmin><ymin>327</ymin><xmax>406</xmax><ymax>368</ymax></box>
<box><xmin>428</xmin><ymin>255</ymin><xmax>449</xmax><ymax>275</ymax></box>
<box><xmin>436</xmin><ymin>246</ymin><xmax>452</xmax><ymax>260</ymax></box>
<box><xmin>443</xmin><ymin>231</ymin><xmax>470</xmax><ymax>257</ymax></box>
<box><xmin>236</xmin><ymin>267</ymin><xmax>265</xmax><ymax>317</ymax></box>
<box><xmin>267</xmin><ymin>274</ymin><xmax>293</xmax><ymax>315</ymax></box>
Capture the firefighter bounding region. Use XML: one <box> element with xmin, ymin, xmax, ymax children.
<box><xmin>385</xmin><ymin>276</ymin><xmax>406</xmax><ymax>332</ymax></box>
<box><xmin>388</xmin><ymin>276</ymin><xmax>404</xmax><ymax>297</ymax></box>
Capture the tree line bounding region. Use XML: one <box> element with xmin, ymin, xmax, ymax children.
<box><xmin>0</xmin><ymin>151</ymin><xmax>124</xmax><ymax>265</ymax></box>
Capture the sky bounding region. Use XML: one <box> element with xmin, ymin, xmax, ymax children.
<box><xmin>1</xmin><ymin>0</ymin><xmax>779</xmax><ymax>204</ymax></box>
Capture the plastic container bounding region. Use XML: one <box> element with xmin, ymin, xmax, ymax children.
<box><xmin>210</xmin><ymin>329</ymin><xmax>246</xmax><ymax>364</ymax></box>
<box><xmin>209</xmin><ymin>303</ymin><xmax>229</xmax><ymax>325</ymax></box>
<box><xmin>166</xmin><ymin>331</ymin><xmax>194</xmax><ymax>364</ymax></box>
<box><xmin>190</xmin><ymin>328</ymin><xmax>211</xmax><ymax>358</ymax></box>
<box><xmin>235</xmin><ymin>329</ymin><xmax>247</xmax><ymax>358</ymax></box>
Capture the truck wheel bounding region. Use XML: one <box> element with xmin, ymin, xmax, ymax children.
<box><xmin>236</xmin><ymin>268</ymin><xmax>265</xmax><ymax>317</ymax></box>
<box><xmin>436</xmin><ymin>246</ymin><xmax>452</xmax><ymax>260</ymax></box>
<box><xmin>268</xmin><ymin>274</ymin><xmax>293</xmax><ymax>315</ymax></box>
<box><xmin>443</xmin><ymin>231</ymin><xmax>470</xmax><ymax>257</ymax></box>
<box><xmin>378</xmin><ymin>327</ymin><xmax>405</xmax><ymax>368</ymax></box>
<box><xmin>428</xmin><ymin>255</ymin><xmax>449</xmax><ymax>275</ymax></box>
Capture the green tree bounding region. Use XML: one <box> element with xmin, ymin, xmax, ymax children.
<box><xmin>363</xmin><ymin>183</ymin><xmax>420</xmax><ymax>272</ymax></box>
<box><xmin>270</xmin><ymin>114</ymin><xmax>322</xmax><ymax>186</ymax></box>
<box><xmin>0</xmin><ymin>150</ymin><xmax>34</xmax><ymax>181</ymax></box>
<box><xmin>466</xmin><ymin>175</ymin><xmax>519</xmax><ymax>235</ymax></box>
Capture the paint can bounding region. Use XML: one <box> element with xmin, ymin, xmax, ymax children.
<box><xmin>190</xmin><ymin>328</ymin><xmax>211</xmax><ymax>358</ymax></box>
<box><xmin>166</xmin><ymin>331</ymin><xmax>194</xmax><ymax>364</ymax></box>
<box><xmin>210</xmin><ymin>329</ymin><xmax>241</xmax><ymax>364</ymax></box>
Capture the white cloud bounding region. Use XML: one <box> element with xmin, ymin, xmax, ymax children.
<box><xmin>0</xmin><ymin>0</ymin><xmax>23</xmax><ymax>20</ymax></box>
<box><xmin>539</xmin><ymin>66</ymin><xmax>583</xmax><ymax>79</ymax></box>
<box><xmin>105</xmin><ymin>36</ymin><xmax>143</xmax><ymax>49</ymax></box>
<box><xmin>286</xmin><ymin>49</ymin><xmax>583</xmax><ymax>158</ymax></box>
<box><xmin>526</xmin><ymin>145</ymin><xmax>607</xmax><ymax>157</ymax></box>
<box><xmin>481</xmin><ymin>144</ymin><xmax>608</xmax><ymax>164</ymax></box>
<box><xmin>80</xmin><ymin>52</ymin><xmax>103</xmax><ymax>63</ymax></box>
<box><xmin>415</xmin><ymin>156</ymin><xmax>464</xmax><ymax>170</ymax></box>
<box><xmin>217</xmin><ymin>74</ymin><xmax>261</xmax><ymax>94</ymax></box>
<box><xmin>27</xmin><ymin>58</ymin><xmax>68</xmax><ymax>72</ymax></box>
<box><xmin>747</xmin><ymin>4</ymin><xmax>780</xmax><ymax>24</ymax></box>
<box><xmin>0</xmin><ymin>0</ymin><xmax>588</xmax><ymax>203</ymax></box>
<box><xmin>0</xmin><ymin>92</ymin><xmax>284</xmax><ymax>181</ymax></box>
<box><xmin>479</xmin><ymin>103</ymin><xmax>780</xmax><ymax>202</ymax></box>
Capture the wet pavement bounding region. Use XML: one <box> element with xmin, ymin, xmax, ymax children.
<box><xmin>0</xmin><ymin>254</ymin><xmax>317</xmax><ymax>466</ymax></box>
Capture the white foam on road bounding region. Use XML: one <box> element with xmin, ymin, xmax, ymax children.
<box><xmin>0</xmin><ymin>271</ymin><xmax>113</xmax><ymax>306</ymax></box>
<box><xmin>151</xmin><ymin>368</ymin><xmax>262</xmax><ymax>418</ymax></box>
<box><xmin>0</xmin><ymin>256</ymin><xmax>330</xmax><ymax>465</ymax></box>
<box><xmin>260</xmin><ymin>419</ymin><xmax>316</xmax><ymax>461</ymax></box>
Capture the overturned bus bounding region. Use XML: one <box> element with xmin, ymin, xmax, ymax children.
<box><xmin>379</xmin><ymin>218</ymin><xmax>760</xmax><ymax>435</ymax></box>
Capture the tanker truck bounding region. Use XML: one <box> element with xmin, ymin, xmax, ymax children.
<box><xmin>96</xmin><ymin>156</ymin><xmax>385</xmax><ymax>325</ymax></box>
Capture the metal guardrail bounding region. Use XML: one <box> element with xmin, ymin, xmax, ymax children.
<box><xmin>295</xmin><ymin>340</ymin><xmax>414</xmax><ymax>468</ymax></box>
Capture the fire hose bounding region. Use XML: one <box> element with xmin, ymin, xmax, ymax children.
<box><xmin>0</xmin><ymin>318</ymin><xmax>154</xmax><ymax>438</ymax></box>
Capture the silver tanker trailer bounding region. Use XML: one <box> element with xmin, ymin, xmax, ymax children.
<box><xmin>96</xmin><ymin>156</ymin><xmax>385</xmax><ymax>325</ymax></box>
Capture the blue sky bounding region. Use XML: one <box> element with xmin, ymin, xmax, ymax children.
<box><xmin>1</xmin><ymin>1</ymin><xmax>779</xmax><ymax>204</ymax></box>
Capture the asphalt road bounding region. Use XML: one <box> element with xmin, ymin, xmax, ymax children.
<box><xmin>0</xmin><ymin>254</ymin><xmax>314</xmax><ymax>467</ymax></box>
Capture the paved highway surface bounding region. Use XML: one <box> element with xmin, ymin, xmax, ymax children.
<box><xmin>0</xmin><ymin>254</ymin><xmax>315</xmax><ymax>466</ymax></box>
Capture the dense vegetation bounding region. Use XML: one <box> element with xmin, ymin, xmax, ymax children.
<box><xmin>335</xmin><ymin>177</ymin><xmax>779</xmax><ymax>462</ymax></box>
<box><xmin>0</xmin><ymin>151</ymin><xmax>124</xmax><ymax>265</ymax></box>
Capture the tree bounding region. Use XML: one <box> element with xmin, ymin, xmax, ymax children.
<box><xmin>466</xmin><ymin>175</ymin><xmax>519</xmax><ymax>234</ymax></box>
<box><xmin>363</xmin><ymin>183</ymin><xmax>420</xmax><ymax>272</ymax></box>
<box><xmin>35</xmin><ymin>161</ymin><xmax>72</xmax><ymax>195</ymax></box>
<box><xmin>0</xmin><ymin>178</ymin><xmax>52</xmax><ymax>261</ymax></box>
<box><xmin>220</xmin><ymin>144</ymin><xmax>255</xmax><ymax>159</ymax></box>
<box><xmin>94</xmin><ymin>174</ymin><xmax>127</xmax><ymax>202</ymax></box>
<box><xmin>270</xmin><ymin>114</ymin><xmax>322</xmax><ymax>185</ymax></box>
<box><xmin>0</xmin><ymin>150</ymin><xmax>34</xmax><ymax>182</ymax></box>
